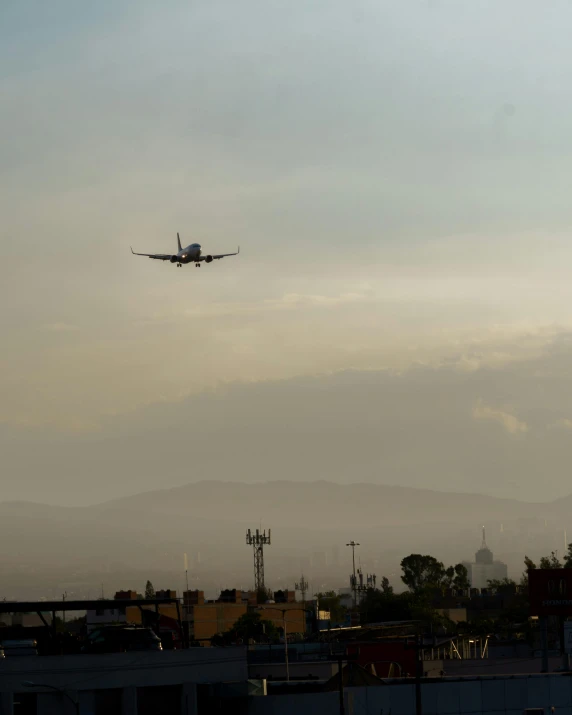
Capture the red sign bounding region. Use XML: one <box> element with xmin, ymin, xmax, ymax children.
<box><xmin>529</xmin><ymin>568</ymin><xmax>572</xmax><ymax>616</ymax></box>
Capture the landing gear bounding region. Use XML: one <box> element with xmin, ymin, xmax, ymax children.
<box><xmin>195</xmin><ymin>263</ymin><xmax>201</xmax><ymax>268</ymax></box>
<box><xmin>177</xmin><ymin>263</ymin><xmax>182</xmax><ymax>267</ymax></box>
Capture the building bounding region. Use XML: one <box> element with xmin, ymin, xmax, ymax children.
<box><xmin>462</xmin><ymin>528</ymin><xmax>508</xmax><ymax>589</ymax></box>
<box><xmin>0</xmin><ymin>612</ymin><xmax>53</xmax><ymax>629</ymax></box>
<box><xmin>86</xmin><ymin>590</ymin><xmax>181</xmax><ymax>643</ymax></box>
<box><xmin>86</xmin><ymin>590</ymin><xmax>135</xmax><ymax>632</ymax></box>
<box><xmin>0</xmin><ymin>647</ymin><xmax>249</xmax><ymax>714</ymax></box>
<box><xmin>181</xmin><ymin>590</ymin><xmax>314</xmax><ymax>643</ymax></box>
<box><xmin>256</xmin><ymin>602</ymin><xmax>309</xmax><ymax>637</ymax></box>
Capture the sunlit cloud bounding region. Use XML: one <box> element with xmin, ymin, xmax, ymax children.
<box><xmin>473</xmin><ymin>399</ymin><xmax>528</xmax><ymax>436</ymax></box>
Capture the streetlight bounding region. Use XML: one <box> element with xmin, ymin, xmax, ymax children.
<box><xmin>22</xmin><ymin>681</ymin><xmax>79</xmax><ymax>714</ymax></box>
<box><xmin>346</xmin><ymin>541</ymin><xmax>360</xmax><ymax>608</ymax></box>
<box><xmin>256</xmin><ymin>606</ymin><xmax>312</xmax><ymax>682</ymax></box>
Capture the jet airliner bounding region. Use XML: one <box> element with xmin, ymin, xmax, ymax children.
<box><xmin>131</xmin><ymin>234</ymin><xmax>239</xmax><ymax>268</ymax></box>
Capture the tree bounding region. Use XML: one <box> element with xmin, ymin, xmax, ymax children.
<box><xmin>539</xmin><ymin>552</ymin><xmax>562</xmax><ymax>569</ymax></box>
<box><xmin>452</xmin><ymin>564</ymin><xmax>470</xmax><ymax>590</ymax></box>
<box><xmin>401</xmin><ymin>554</ymin><xmax>446</xmax><ymax>593</ymax></box>
<box><xmin>315</xmin><ymin>591</ymin><xmax>347</xmax><ymax>624</ymax></box>
<box><xmin>256</xmin><ymin>587</ymin><xmax>272</xmax><ymax>604</ymax></box>
<box><xmin>360</xmin><ymin>588</ymin><xmax>414</xmax><ymax>624</ymax></box>
<box><xmin>228</xmin><ymin>612</ymin><xmax>278</xmax><ymax>642</ymax></box>
<box><xmin>380</xmin><ymin>577</ymin><xmax>393</xmax><ymax>595</ymax></box>
<box><xmin>144</xmin><ymin>581</ymin><xmax>155</xmax><ymax>600</ymax></box>
<box><xmin>487</xmin><ymin>578</ymin><xmax>517</xmax><ymax>594</ymax></box>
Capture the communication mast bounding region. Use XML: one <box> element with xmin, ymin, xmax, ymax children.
<box><xmin>350</xmin><ymin>568</ymin><xmax>377</xmax><ymax>603</ymax></box>
<box><xmin>246</xmin><ymin>528</ymin><xmax>271</xmax><ymax>592</ymax></box>
<box><xmin>295</xmin><ymin>574</ymin><xmax>309</xmax><ymax>605</ymax></box>
<box><xmin>346</xmin><ymin>540</ymin><xmax>360</xmax><ymax>607</ymax></box>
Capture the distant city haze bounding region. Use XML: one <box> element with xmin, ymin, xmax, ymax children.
<box><xmin>0</xmin><ymin>480</ymin><xmax>570</xmax><ymax>602</ymax></box>
<box><xmin>3</xmin><ymin>1</ymin><xmax>572</xmax><ymax>513</ymax></box>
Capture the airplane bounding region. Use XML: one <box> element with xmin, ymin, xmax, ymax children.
<box><xmin>131</xmin><ymin>233</ymin><xmax>239</xmax><ymax>268</ymax></box>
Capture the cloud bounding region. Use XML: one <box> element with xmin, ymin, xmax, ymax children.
<box><xmin>167</xmin><ymin>291</ymin><xmax>370</xmax><ymax>319</ymax></box>
<box><xmin>473</xmin><ymin>399</ymin><xmax>528</xmax><ymax>436</ymax></box>
<box><xmin>549</xmin><ymin>419</ymin><xmax>572</xmax><ymax>431</ymax></box>
<box><xmin>42</xmin><ymin>323</ymin><xmax>79</xmax><ymax>332</ymax></box>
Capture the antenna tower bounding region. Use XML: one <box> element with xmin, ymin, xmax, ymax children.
<box><xmin>295</xmin><ymin>574</ymin><xmax>309</xmax><ymax>605</ymax></box>
<box><xmin>350</xmin><ymin>568</ymin><xmax>377</xmax><ymax>602</ymax></box>
<box><xmin>246</xmin><ymin>528</ymin><xmax>271</xmax><ymax>592</ymax></box>
<box><xmin>346</xmin><ymin>540</ymin><xmax>360</xmax><ymax>608</ymax></box>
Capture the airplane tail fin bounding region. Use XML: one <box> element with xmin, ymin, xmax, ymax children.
<box><xmin>177</xmin><ymin>233</ymin><xmax>182</xmax><ymax>251</ymax></box>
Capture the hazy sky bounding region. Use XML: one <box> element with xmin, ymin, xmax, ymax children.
<box><xmin>3</xmin><ymin>1</ymin><xmax>572</xmax><ymax>502</ymax></box>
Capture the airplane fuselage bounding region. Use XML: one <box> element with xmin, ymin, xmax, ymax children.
<box><xmin>175</xmin><ymin>243</ymin><xmax>202</xmax><ymax>264</ymax></box>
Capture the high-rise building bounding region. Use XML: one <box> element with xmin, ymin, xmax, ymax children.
<box><xmin>462</xmin><ymin>528</ymin><xmax>508</xmax><ymax>589</ymax></box>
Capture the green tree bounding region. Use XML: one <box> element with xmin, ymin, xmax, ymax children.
<box><xmin>229</xmin><ymin>612</ymin><xmax>278</xmax><ymax>642</ymax></box>
<box><xmin>380</xmin><ymin>577</ymin><xmax>393</xmax><ymax>595</ymax></box>
<box><xmin>539</xmin><ymin>551</ymin><xmax>562</xmax><ymax>569</ymax></box>
<box><xmin>360</xmin><ymin>588</ymin><xmax>414</xmax><ymax>624</ymax></box>
<box><xmin>315</xmin><ymin>591</ymin><xmax>347</xmax><ymax>623</ymax></box>
<box><xmin>144</xmin><ymin>580</ymin><xmax>155</xmax><ymax>600</ymax></box>
<box><xmin>487</xmin><ymin>578</ymin><xmax>517</xmax><ymax>594</ymax></box>
<box><xmin>256</xmin><ymin>587</ymin><xmax>272</xmax><ymax>604</ymax></box>
<box><xmin>520</xmin><ymin>556</ymin><xmax>536</xmax><ymax>588</ymax></box>
<box><xmin>443</xmin><ymin>564</ymin><xmax>470</xmax><ymax>590</ymax></box>
<box><xmin>401</xmin><ymin>554</ymin><xmax>446</xmax><ymax>593</ymax></box>
<box><xmin>452</xmin><ymin>564</ymin><xmax>470</xmax><ymax>590</ymax></box>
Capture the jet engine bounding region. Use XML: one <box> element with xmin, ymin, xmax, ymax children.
<box><xmin>170</xmin><ymin>256</ymin><xmax>178</xmax><ymax>263</ymax></box>
<box><xmin>205</xmin><ymin>255</ymin><xmax>213</xmax><ymax>263</ymax></box>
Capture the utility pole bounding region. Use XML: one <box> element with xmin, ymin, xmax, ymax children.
<box><xmin>346</xmin><ymin>541</ymin><xmax>360</xmax><ymax>608</ymax></box>
<box><xmin>184</xmin><ymin>553</ymin><xmax>189</xmax><ymax>593</ymax></box>
<box><xmin>338</xmin><ymin>656</ymin><xmax>345</xmax><ymax>715</ymax></box>
<box><xmin>283</xmin><ymin>610</ymin><xmax>289</xmax><ymax>682</ymax></box>
<box><xmin>257</xmin><ymin>607</ymin><xmax>309</xmax><ymax>681</ymax></box>
<box><xmin>415</xmin><ymin>632</ymin><xmax>423</xmax><ymax>715</ymax></box>
<box><xmin>295</xmin><ymin>575</ymin><xmax>309</xmax><ymax>607</ymax></box>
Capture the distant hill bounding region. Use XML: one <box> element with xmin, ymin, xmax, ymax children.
<box><xmin>93</xmin><ymin>480</ymin><xmax>542</xmax><ymax>527</ymax></box>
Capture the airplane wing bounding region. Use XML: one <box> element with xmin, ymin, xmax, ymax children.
<box><xmin>210</xmin><ymin>246</ymin><xmax>240</xmax><ymax>260</ymax></box>
<box><xmin>131</xmin><ymin>247</ymin><xmax>173</xmax><ymax>261</ymax></box>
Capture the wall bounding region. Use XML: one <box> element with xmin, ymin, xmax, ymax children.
<box><xmin>192</xmin><ymin>603</ymin><xmax>247</xmax><ymax>641</ymax></box>
<box><xmin>1</xmin><ymin>649</ymin><xmax>248</xmax><ymax>714</ymax></box>
<box><xmin>248</xmin><ymin>661</ymin><xmax>338</xmax><ymax>681</ymax></box>
<box><xmin>256</xmin><ymin>604</ymin><xmax>306</xmax><ymax>635</ymax></box>
<box><xmin>126</xmin><ymin>603</ymin><xmax>180</xmax><ymax>625</ymax></box>
<box><xmin>0</xmin><ymin>647</ymin><xmax>247</xmax><ymax>693</ymax></box>
<box><xmin>247</xmin><ymin>674</ymin><xmax>572</xmax><ymax>715</ymax></box>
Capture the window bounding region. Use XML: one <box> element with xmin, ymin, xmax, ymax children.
<box><xmin>95</xmin><ymin>689</ymin><xmax>122</xmax><ymax>715</ymax></box>
<box><xmin>13</xmin><ymin>692</ymin><xmax>37</xmax><ymax>715</ymax></box>
<box><xmin>137</xmin><ymin>686</ymin><xmax>181</xmax><ymax>715</ymax></box>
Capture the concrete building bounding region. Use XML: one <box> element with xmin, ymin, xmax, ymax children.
<box><xmin>0</xmin><ymin>647</ymin><xmax>248</xmax><ymax>714</ymax></box>
<box><xmin>247</xmin><ymin>673</ymin><xmax>572</xmax><ymax>715</ymax></box>
<box><xmin>256</xmin><ymin>603</ymin><xmax>308</xmax><ymax>637</ymax></box>
<box><xmin>0</xmin><ymin>612</ymin><xmax>53</xmax><ymax>629</ymax></box>
<box><xmin>462</xmin><ymin>528</ymin><xmax>508</xmax><ymax>590</ymax></box>
<box><xmin>86</xmin><ymin>590</ymin><xmax>180</xmax><ymax>634</ymax></box>
<box><xmin>182</xmin><ymin>591</ymin><xmax>312</xmax><ymax>643</ymax></box>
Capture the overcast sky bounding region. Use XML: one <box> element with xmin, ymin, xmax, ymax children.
<box><xmin>3</xmin><ymin>1</ymin><xmax>572</xmax><ymax>503</ymax></box>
